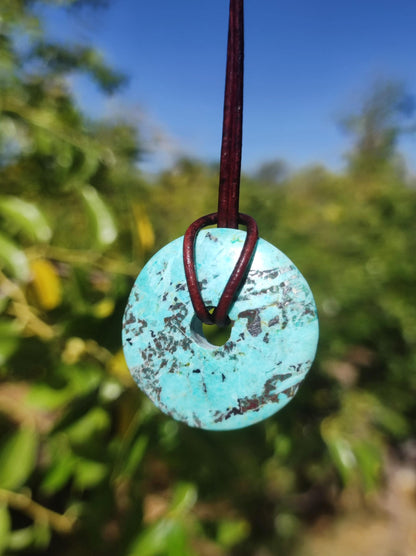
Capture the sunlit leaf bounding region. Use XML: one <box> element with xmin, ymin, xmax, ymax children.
<box><xmin>73</xmin><ymin>458</ymin><xmax>107</xmax><ymax>490</ymax></box>
<box><xmin>353</xmin><ymin>440</ymin><xmax>382</xmax><ymax>491</ymax></box>
<box><xmin>374</xmin><ymin>405</ymin><xmax>409</xmax><ymax>438</ymax></box>
<box><xmin>0</xmin><ymin>426</ymin><xmax>38</xmax><ymax>490</ymax></box>
<box><xmin>321</xmin><ymin>418</ymin><xmax>357</xmax><ymax>485</ymax></box>
<box><xmin>0</xmin><ymin>320</ymin><xmax>21</xmax><ymax>366</ymax></box>
<box><xmin>61</xmin><ymin>337</ymin><xmax>86</xmax><ymax>365</ymax></box>
<box><xmin>32</xmin><ymin>521</ymin><xmax>51</xmax><ymax>549</ymax></box>
<box><xmin>79</xmin><ymin>185</ymin><xmax>117</xmax><ymax>248</ymax></box>
<box><xmin>217</xmin><ymin>519</ymin><xmax>250</xmax><ymax>549</ymax></box>
<box><xmin>128</xmin><ymin>519</ymin><xmax>176</xmax><ymax>556</ymax></box>
<box><xmin>92</xmin><ymin>297</ymin><xmax>115</xmax><ymax>318</ymax></box>
<box><xmin>30</xmin><ymin>259</ymin><xmax>62</xmax><ymax>310</ymax></box>
<box><xmin>166</xmin><ymin>523</ymin><xmax>192</xmax><ymax>556</ymax></box>
<box><xmin>128</xmin><ymin>485</ymin><xmax>197</xmax><ymax>556</ymax></box>
<box><xmin>121</xmin><ymin>435</ymin><xmax>148</xmax><ymax>478</ymax></box>
<box><xmin>0</xmin><ymin>233</ymin><xmax>30</xmax><ymax>282</ymax></box>
<box><xmin>41</xmin><ymin>452</ymin><xmax>76</xmax><ymax>495</ymax></box>
<box><xmin>0</xmin><ymin>196</ymin><xmax>52</xmax><ymax>243</ymax></box>
<box><xmin>169</xmin><ymin>483</ymin><xmax>197</xmax><ymax>517</ymax></box>
<box><xmin>7</xmin><ymin>526</ymin><xmax>36</xmax><ymax>552</ymax></box>
<box><xmin>0</xmin><ymin>504</ymin><xmax>11</xmax><ymax>555</ymax></box>
<box><xmin>26</xmin><ymin>364</ymin><xmax>103</xmax><ymax>411</ymax></box>
<box><xmin>133</xmin><ymin>204</ymin><xmax>155</xmax><ymax>253</ymax></box>
<box><xmin>65</xmin><ymin>407</ymin><xmax>110</xmax><ymax>446</ymax></box>
<box><xmin>27</xmin><ymin>382</ymin><xmax>74</xmax><ymax>410</ymax></box>
<box><xmin>107</xmin><ymin>349</ymin><xmax>134</xmax><ymax>385</ymax></box>
<box><xmin>0</xmin><ymin>294</ymin><xmax>8</xmax><ymax>315</ymax></box>
<box><xmin>130</xmin><ymin>519</ymin><xmax>195</xmax><ymax>556</ymax></box>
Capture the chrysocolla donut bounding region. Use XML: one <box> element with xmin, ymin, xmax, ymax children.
<box><xmin>122</xmin><ymin>228</ymin><xmax>319</xmax><ymax>430</ymax></box>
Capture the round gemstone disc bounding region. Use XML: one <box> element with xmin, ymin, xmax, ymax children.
<box><xmin>122</xmin><ymin>229</ymin><xmax>319</xmax><ymax>430</ymax></box>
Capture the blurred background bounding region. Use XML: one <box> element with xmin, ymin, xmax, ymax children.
<box><xmin>0</xmin><ymin>1</ymin><xmax>415</xmax><ymax>555</ymax></box>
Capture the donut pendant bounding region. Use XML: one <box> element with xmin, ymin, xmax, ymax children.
<box><xmin>122</xmin><ymin>229</ymin><xmax>319</xmax><ymax>430</ymax></box>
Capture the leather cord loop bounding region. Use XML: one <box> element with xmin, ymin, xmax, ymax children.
<box><xmin>183</xmin><ymin>213</ymin><xmax>258</xmax><ymax>327</ymax></box>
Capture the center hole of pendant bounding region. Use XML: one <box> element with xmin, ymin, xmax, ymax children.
<box><xmin>190</xmin><ymin>308</ymin><xmax>233</xmax><ymax>348</ymax></box>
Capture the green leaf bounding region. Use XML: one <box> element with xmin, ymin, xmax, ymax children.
<box><xmin>41</xmin><ymin>452</ymin><xmax>76</xmax><ymax>495</ymax></box>
<box><xmin>217</xmin><ymin>519</ymin><xmax>250</xmax><ymax>549</ymax></box>
<box><xmin>129</xmin><ymin>519</ymin><xmax>194</xmax><ymax>556</ymax></box>
<box><xmin>32</xmin><ymin>520</ymin><xmax>51</xmax><ymax>549</ymax></box>
<box><xmin>166</xmin><ymin>523</ymin><xmax>192</xmax><ymax>556</ymax></box>
<box><xmin>169</xmin><ymin>483</ymin><xmax>197</xmax><ymax>517</ymax></box>
<box><xmin>61</xmin><ymin>363</ymin><xmax>102</xmax><ymax>396</ymax></box>
<box><xmin>0</xmin><ymin>196</ymin><xmax>52</xmax><ymax>243</ymax></box>
<box><xmin>328</xmin><ymin>437</ymin><xmax>357</xmax><ymax>485</ymax></box>
<box><xmin>128</xmin><ymin>519</ymin><xmax>176</xmax><ymax>556</ymax></box>
<box><xmin>121</xmin><ymin>435</ymin><xmax>148</xmax><ymax>477</ymax></box>
<box><xmin>353</xmin><ymin>440</ymin><xmax>382</xmax><ymax>491</ymax></box>
<box><xmin>33</xmin><ymin>43</ymin><xmax>126</xmax><ymax>94</ymax></box>
<box><xmin>0</xmin><ymin>426</ymin><xmax>38</xmax><ymax>490</ymax></box>
<box><xmin>374</xmin><ymin>405</ymin><xmax>409</xmax><ymax>438</ymax></box>
<box><xmin>321</xmin><ymin>416</ymin><xmax>357</xmax><ymax>485</ymax></box>
<box><xmin>27</xmin><ymin>364</ymin><xmax>102</xmax><ymax>411</ymax></box>
<box><xmin>7</xmin><ymin>526</ymin><xmax>36</xmax><ymax>552</ymax></box>
<box><xmin>0</xmin><ymin>320</ymin><xmax>21</xmax><ymax>366</ymax></box>
<box><xmin>79</xmin><ymin>185</ymin><xmax>117</xmax><ymax>248</ymax></box>
<box><xmin>27</xmin><ymin>383</ymin><xmax>74</xmax><ymax>411</ymax></box>
<box><xmin>0</xmin><ymin>504</ymin><xmax>11</xmax><ymax>555</ymax></box>
<box><xmin>0</xmin><ymin>294</ymin><xmax>9</xmax><ymax>315</ymax></box>
<box><xmin>73</xmin><ymin>458</ymin><xmax>107</xmax><ymax>490</ymax></box>
<box><xmin>30</xmin><ymin>258</ymin><xmax>62</xmax><ymax>310</ymax></box>
<box><xmin>65</xmin><ymin>407</ymin><xmax>111</xmax><ymax>446</ymax></box>
<box><xmin>0</xmin><ymin>232</ymin><xmax>30</xmax><ymax>282</ymax></box>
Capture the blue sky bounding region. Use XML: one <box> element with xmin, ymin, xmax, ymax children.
<box><xmin>42</xmin><ymin>1</ymin><xmax>416</xmax><ymax>173</ymax></box>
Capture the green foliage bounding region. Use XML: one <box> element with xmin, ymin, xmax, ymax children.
<box><xmin>79</xmin><ymin>184</ymin><xmax>118</xmax><ymax>248</ymax></box>
<box><xmin>129</xmin><ymin>483</ymin><xmax>198</xmax><ymax>556</ymax></box>
<box><xmin>0</xmin><ymin>2</ymin><xmax>415</xmax><ymax>555</ymax></box>
<box><xmin>340</xmin><ymin>80</ymin><xmax>416</xmax><ymax>176</ymax></box>
<box><xmin>0</xmin><ymin>504</ymin><xmax>11</xmax><ymax>555</ymax></box>
<box><xmin>0</xmin><ymin>426</ymin><xmax>38</xmax><ymax>490</ymax></box>
<box><xmin>32</xmin><ymin>42</ymin><xmax>126</xmax><ymax>93</ymax></box>
<box><xmin>0</xmin><ymin>196</ymin><xmax>52</xmax><ymax>243</ymax></box>
<box><xmin>0</xmin><ymin>232</ymin><xmax>30</xmax><ymax>281</ymax></box>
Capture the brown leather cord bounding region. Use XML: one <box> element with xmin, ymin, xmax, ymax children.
<box><xmin>183</xmin><ymin>213</ymin><xmax>258</xmax><ymax>326</ymax></box>
<box><xmin>183</xmin><ymin>0</ymin><xmax>258</xmax><ymax>327</ymax></box>
<box><xmin>217</xmin><ymin>0</ymin><xmax>244</xmax><ymax>229</ymax></box>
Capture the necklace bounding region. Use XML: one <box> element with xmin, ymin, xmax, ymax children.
<box><xmin>122</xmin><ymin>0</ymin><xmax>319</xmax><ymax>430</ymax></box>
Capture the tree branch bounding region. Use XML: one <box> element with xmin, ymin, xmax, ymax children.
<box><xmin>0</xmin><ymin>488</ymin><xmax>77</xmax><ymax>534</ymax></box>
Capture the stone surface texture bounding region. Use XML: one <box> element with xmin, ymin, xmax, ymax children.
<box><xmin>122</xmin><ymin>229</ymin><xmax>319</xmax><ymax>430</ymax></box>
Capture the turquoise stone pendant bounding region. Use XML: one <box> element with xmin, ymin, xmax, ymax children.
<box><xmin>122</xmin><ymin>229</ymin><xmax>319</xmax><ymax>430</ymax></box>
